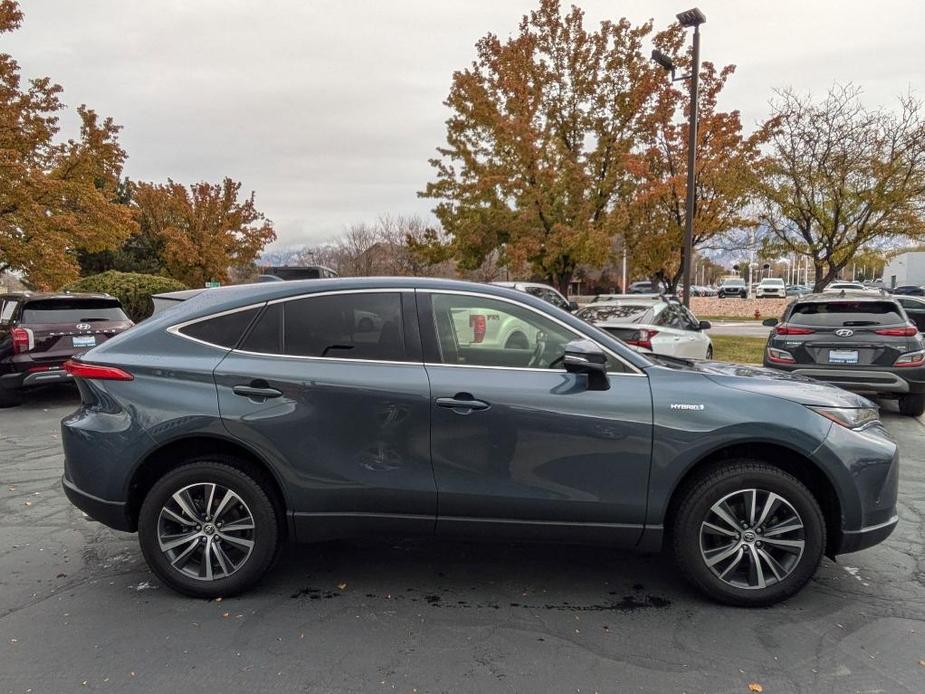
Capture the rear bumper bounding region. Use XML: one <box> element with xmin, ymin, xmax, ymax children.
<box><xmin>61</xmin><ymin>475</ymin><xmax>134</xmax><ymax>532</ymax></box>
<box><xmin>1</xmin><ymin>365</ymin><xmax>71</xmax><ymax>390</ymax></box>
<box><xmin>764</xmin><ymin>363</ymin><xmax>925</xmax><ymax>394</ymax></box>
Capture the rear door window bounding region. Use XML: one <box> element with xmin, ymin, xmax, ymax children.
<box><xmin>524</xmin><ymin>286</ymin><xmax>570</xmax><ymax>311</ymax></box>
<box><xmin>282</xmin><ymin>292</ymin><xmax>406</xmax><ymax>361</ymax></box>
<box><xmin>789</xmin><ymin>301</ymin><xmax>905</xmax><ymax>327</ymax></box>
<box><xmin>21</xmin><ymin>299</ymin><xmax>128</xmax><ymax>323</ymax></box>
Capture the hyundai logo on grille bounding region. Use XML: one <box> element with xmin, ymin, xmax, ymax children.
<box><xmin>75</xmin><ymin>323</ymin><xmax>91</xmax><ymax>330</ymax></box>
<box><xmin>835</xmin><ymin>328</ymin><xmax>854</xmax><ymax>337</ymax></box>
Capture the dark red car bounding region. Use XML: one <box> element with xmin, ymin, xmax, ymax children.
<box><xmin>0</xmin><ymin>292</ymin><xmax>134</xmax><ymax>407</ymax></box>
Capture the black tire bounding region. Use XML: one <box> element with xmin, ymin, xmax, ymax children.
<box><xmin>138</xmin><ymin>458</ymin><xmax>279</xmax><ymax>598</ymax></box>
<box><xmin>0</xmin><ymin>388</ymin><xmax>22</xmax><ymax>408</ymax></box>
<box><xmin>718</xmin><ymin>291</ymin><xmax>725</xmax><ymax>299</ymax></box>
<box><xmin>898</xmin><ymin>393</ymin><xmax>925</xmax><ymax>417</ymax></box>
<box><xmin>671</xmin><ymin>460</ymin><xmax>825</xmax><ymax>607</ymax></box>
<box><xmin>705</xmin><ymin>346</ymin><xmax>713</xmax><ymax>360</ymax></box>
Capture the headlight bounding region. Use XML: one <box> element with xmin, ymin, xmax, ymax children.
<box><xmin>807</xmin><ymin>406</ymin><xmax>879</xmax><ymax>430</ymax></box>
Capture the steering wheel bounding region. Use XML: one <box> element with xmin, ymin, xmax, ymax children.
<box><xmin>528</xmin><ymin>330</ymin><xmax>548</xmax><ymax>368</ymax></box>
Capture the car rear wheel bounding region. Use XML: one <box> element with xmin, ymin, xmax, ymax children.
<box><xmin>705</xmin><ymin>346</ymin><xmax>713</xmax><ymax>360</ymax></box>
<box><xmin>138</xmin><ymin>459</ymin><xmax>279</xmax><ymax>598</ymax></box>
<box><xmin>671</xmin><ymin>461</ymin><xmax>825</xmax><ymax>606</ymax></box>
<box><xmin>898</xmin><ymin>393</ymin><xmax>925</xmax><ymax>417</ymax></box>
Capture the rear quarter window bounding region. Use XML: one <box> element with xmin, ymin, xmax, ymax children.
<box><xmin>178</xmin><ymin>307</ymin><xmax>261</xmax><ymax>348</ymax></box>
<box><xmin>789</xmin><ymin>301</ymin><xmax>905</xmax><ymax>327</ymax></box>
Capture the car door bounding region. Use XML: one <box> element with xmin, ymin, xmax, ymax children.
<box><xmin>213</xmin><ymin>289</ymin><xmax>436</xmax><ymax>542</ymax></box>
<box><xmin>650</xmin><ymin>304</ymin><xmax>688</xmax><ymax>356</ymax></box>
<box><xmin>419</xmin><ymin>290</ymin><xmax>653</xmax><ymax>546</ymax></box>
<box><xmin>678</xmin><ymin>306</ymin><xmax>711</xmax><ymax>358</ymax></box>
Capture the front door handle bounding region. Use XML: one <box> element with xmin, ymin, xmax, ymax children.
<box><xmin>436</xmin><ymin>393</ymin><xmax>491</xmax><ymax>414</ymax></box>
<box><xmin>233</xmin><ymin>384</ymin><xmax>283</xmax><ymax>400</ymax></box>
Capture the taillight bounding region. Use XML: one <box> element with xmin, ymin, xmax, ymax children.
<box><xmin>875</xmin><ymin>325</ymin><xmax>918</xmax><ymax>336</ymax></box>
<box><xmin>626</xmin><ymin>329</ymin><xmax>658</xmax><ymax>350</ymax></box>
<box><xmin>63</xmin><ymin>360</ymin><xmax>133</xmax><ymax>381</ymax></box>
<box><xmin>895</xmin><ymin>350</ymin><xmax>925</xmax><ymax>367</ymax></box>
<box><xmin>11</xmin><ymin>327</ymin><xmax>33</xmax><ymax>353</ymax></box>
<box><xmin>767</xmin><ymin>347</ymin><xmax>796</xmax><ymax>364</ymax></box>
<box><xmin>469</xmin><ymin>314</ymin><xmax>487</xmax><ymax>343</ymax></box>
<box><xmin>775</xmin><ymin>324</ymin><xmax>814</xmax><ymax>335</ymax></box>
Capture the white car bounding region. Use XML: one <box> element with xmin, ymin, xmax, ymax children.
<box><xmin>576</xmin><ymin>297</ymin><xmax>713</xmax><ymax>359</ymax></box>
<box><xmin>449</xmin><ymin>306</ymin><xmax>541</xmax><ymax>350</ymax></box>
<box><xmin>823</xmin><ymin>282</ymin><xmax>880</xmax><ymax>294</ymax></box>
<box><xmin>756</xmin><ymin>277</ymin><xmax>786</xmax><ymax>298</ymax></box>
<box><xmin>490</xmin><ymin>281</ymin><xmax>576</xmax><ymax>312</ymax></box>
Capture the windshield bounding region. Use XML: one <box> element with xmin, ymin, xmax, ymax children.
<box><xmin>577</xmin><ymin>304</ymin><xmax>651</xmax><ymax>323</ymax></box>
<box><xmin>789</xmin><ymin>301</ymin><xmax>905</xmax><ymax>327</ymax></box>
<box><xmin>21</xmin><ymin>299</ymin><xmax>128</xmax><ymax>323</ymax></box>
<box><xmin>722</xmin><ymin>279</ymin><xmax>745</xmax><ymax>287</ymax></box>
<box><xmin>760</xmin><ymin>279</ymin><xmax>784</xmax><ymax>286</ymax></box>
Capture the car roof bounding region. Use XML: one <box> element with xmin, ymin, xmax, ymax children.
<box><xmin>490</xmin><ymin>281</ymin><xmax>560</xmax><ymax>292</ymax></box>
<box><xmin>0</xmin><ymin>291</ymin><xmax>114</xmax><ymax>301</ymax></box>
<box><xmin>792</xmin><ymin>291</ymin><xmax>896</xmax><ymax>303</ymax></box>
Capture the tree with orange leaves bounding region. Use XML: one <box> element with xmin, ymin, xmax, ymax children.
<box><xmin>621</xmin><ymin>26</ymin><xmax>773</xmax><ymax>291</ymax></box>
<box><xmin>421</xmin><ymin>0</ymin><xmax>661</xmax><ymax>293</ymax></box>
<box><xmin>132</xmin><ymin>178</ymin><xmax>276</xmax><ymax>288</ymax></box>
<box><xmin>0</xmin><ymin>1</ymin><xmax>136</xmax><ymax>289</ymax></box>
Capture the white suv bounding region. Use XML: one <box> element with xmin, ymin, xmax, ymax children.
<box><xmin>756</xmin><ymin>278</ymin><xmax>786</xmax><ymax>298</ymax></box>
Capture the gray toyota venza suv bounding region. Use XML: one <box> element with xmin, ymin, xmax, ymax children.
<box><xmin>61</xmin><ymin>279</ymin><xmax>899</xmax><ymax>606</ymax></box>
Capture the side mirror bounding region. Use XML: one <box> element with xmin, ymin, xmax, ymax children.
<box><xmin>563</xmin><ymin>339</ymin><xmax>609</xmax><ymax>391</ymax></box>
<box><xmin>762</xmin><ymin>318</ymin><xmax>779</xmax><ymax>327</ymax></box>
<box><xmin>698</xmin><ymin>320</ymin><xmax>711</xmax><ymax>331</ymax></box>
<box><xmin>568</xmin><ymin>300</ymin><xmax>579</xmax><ymax>312</ymax></box>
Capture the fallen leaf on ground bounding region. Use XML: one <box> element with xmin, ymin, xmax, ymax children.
<box><xmin>337</xmin><ymin>583</ymin><xmax>347</xmax><ymax>590</ymax></box>
<box><xmin>748</xmin><ymin>684</ymin><xmax>763</xmax><ymax>693</ymax></box>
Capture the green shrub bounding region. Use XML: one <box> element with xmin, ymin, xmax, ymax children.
<box><xmin>61</xmin><ymin>271</ymin><xmax>187</xmax><ymax>322</ymax></box>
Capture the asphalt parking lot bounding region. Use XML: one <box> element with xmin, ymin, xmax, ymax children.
<box><xmin>2</xmin><ymin>386</ymin><xmax>924</xmax><ymax>694</ymax></box>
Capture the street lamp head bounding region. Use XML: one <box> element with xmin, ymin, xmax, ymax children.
<box><xmin>676</xmin><ymin>7</ymin><xmax>706</xmax><ymax>28</ymax></box>
<box><xmin>650</xmin><ymin>49</ymin><xmax>676</xmax><ymax>72</ymax></box>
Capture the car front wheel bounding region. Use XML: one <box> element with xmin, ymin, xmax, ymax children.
<box><xmin>671</xmin><ymin>461</ymin><xmax>825</xmax><ymax>606</ymax></box>
<box><xmin>138</xmin><ymin>459</ymin><xmax>279</xmax><ymax>598</ymax></box>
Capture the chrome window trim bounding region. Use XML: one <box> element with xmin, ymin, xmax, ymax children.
<box><xmin>230</xmin><ymin>347</ymin><xmax>422</xmax><ymax>367</ymax></box>
<box><xmin>167</xmin><ymin>286</ymin><xmax>645</xmax><ymax>376</ymax></box>
<box><xmin>424</xmin><ymin>289</ymin><xmax>645</xmax><ymax>376</ymax></box>
<box><xmin>166</xmin><ymin>301</ymin><xmax>268</xmax><ymax>351</ymax></box>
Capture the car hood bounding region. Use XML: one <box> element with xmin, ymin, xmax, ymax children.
<box><xmin>650</xmin><ymin>357</ymin><xmax>875</xmax><ymax>408</ymax></box>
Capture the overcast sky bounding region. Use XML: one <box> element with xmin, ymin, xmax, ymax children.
<box><xmin>6</xmin><ymin>0</ymin><xmax>923</xmax><ymax>248</ymax></box>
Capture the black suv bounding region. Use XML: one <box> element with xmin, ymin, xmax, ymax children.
<box><xmin>0</xmin><ymin>292</ymin><xmax>134</xmax><ymax>406</ymax></box>
<box><xmin>763</xmin><ymin>292</ymin><xmax>925</xmax><ymax>416</ymax></box>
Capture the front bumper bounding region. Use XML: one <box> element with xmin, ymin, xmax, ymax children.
<box><xmin>61</xmin><ymin>475</ymin><xmax>134</xmax><ymax>532</ymax></box>
<box><xmin>838</xmin><ymin>515</ymin><xmax>899</xmax><ymax>553</ymax></box>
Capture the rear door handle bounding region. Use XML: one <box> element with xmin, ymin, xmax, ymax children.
<box><xmin>436</xmin><ymin>394</ymin><xmax>491</xmax><ymax>413</ymax></box>
<box><xmin>233</xmin><ymin>385</ymin><xmax>283</xmax><ymax>399</ymax></box>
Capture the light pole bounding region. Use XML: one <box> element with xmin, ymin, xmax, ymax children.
<box><xmin>651</xmin><ymin>7</ymin><xmax>705</xmax><ymax>307</ymax></box>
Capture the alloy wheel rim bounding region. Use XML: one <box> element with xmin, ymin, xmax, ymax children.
<box><xmin>699</xmin><ymin>488</ymin><xmax>805</xmax><ymax>590</ymax></box>
<box><xmin>157</xmin><ymin>482</ymin><xmax>255</xmax><ymax>581</ymax></box>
